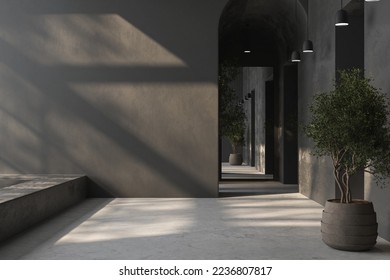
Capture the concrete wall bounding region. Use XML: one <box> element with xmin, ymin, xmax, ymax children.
<box><xmin>335</xmin><ymin>11</ymin><xmax>365</xmax><ymax>200</ymax></box>
<box><xmin>298</xmin><ymin>0</ymin><xmax>338</xmax><ymax>204</ymax></box>
<box><xmin>365</xmin><ymin>0</ymin><xmax>390</xmax><ymax>241</ymax></box>
<box><xmin>242</xmin><ymin>67</ymin><xmax>273</xmax><ymax>172</ymax></box>
<box><xmin>300</xmin><ymin>0</ymin><xmax>390</xmax><ymax>241</ymax></box>
<box><xmin>0</xmin><ymin>0</ymin><xmax>228</xmax><ymax>197</ymax></box>
<box><xmin>0</xmin><ymin>176</ymin><xmax>86</xmax><ymax>242</ymax></box>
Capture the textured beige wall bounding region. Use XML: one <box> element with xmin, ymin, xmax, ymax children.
<box><xmin>0</xmin><ymin>0</ymin><xmax>228</xmax><ymax>197</ymax></box>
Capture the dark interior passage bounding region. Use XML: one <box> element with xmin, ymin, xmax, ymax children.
<box><xmin>219</xmin><ymin>0</ymin><xmax>304</xmax><ymax>184</ymax></box>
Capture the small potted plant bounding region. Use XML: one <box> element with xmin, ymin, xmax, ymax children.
<box><xmin>224</xmin><ymin>104</ymin><xmax>246</xmax><ymax>165</ymax></box>
<box><xmin>304</xmin><ymin>68</ymin><xmax>390</xmax><ymax>251</ymax></box>
<box><xmin>219</xmin><ymin>60</ymin><xmax>247</xmax><ymax>165</ymax></box>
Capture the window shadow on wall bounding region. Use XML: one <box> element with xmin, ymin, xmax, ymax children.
<box><xmin>0</xmin><ymin>0</ymin><xmax>224</xmax><ymax>197</ymax></box>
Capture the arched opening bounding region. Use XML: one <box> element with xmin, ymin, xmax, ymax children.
<box><xmin>218</xmin><ymin>0</ymin><xmax>306</xmax><ymax>191</ymax></box>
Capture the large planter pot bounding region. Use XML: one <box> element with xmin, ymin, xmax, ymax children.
<box><xmin>229</xmin><ymin>153</ymin><xmax>243</xmax><ymax>165</ymax></box>
<box><xmin>321</xmin><ymin>199</ymin><xmax>378</xmax><ymax>251</ymax></box>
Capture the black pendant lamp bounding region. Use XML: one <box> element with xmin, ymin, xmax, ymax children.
<box><xmin>336</xmin><ymin>0</ymin><xmax>349</xmax><ymax>26</ymax></box>
<box><xmin>302</xmin><ymin>0</ymin><xmax>314</xmax><ymax>53</ymax></box>
<box><xmin>291</xmin><ymin>51</ymin><xmax>301</xmax><ymax>62</ymax></box>
<box><xmin>242</xmin><ymin>24</ymin><xmax>252</xmax><ymax>54</ymax></box>
<box><xmin>291</xmin><ymin>0</ymin><xmax>301</xmax><ymax>62</ymax></box>
<box><xmin>303</xmin><ymin>40</ymin><xmax>313</xmax><ymax>53</ymax></box>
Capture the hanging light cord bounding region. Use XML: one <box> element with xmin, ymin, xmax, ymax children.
<box><xmin>306</xmin><ymin>1</ymin><xmax>309</xmax><ymax>39</ymax></box>
<box><xmin>295</xmin><ymin>0</ymin><xmax>298</xmax><ymax>49</ymax></box>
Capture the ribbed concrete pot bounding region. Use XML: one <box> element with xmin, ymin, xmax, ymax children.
<box><xmin>229</xmin><ymin>153</ymin><xmax>243</xmax><ymax>165</ymax></box>
<box><xmin>321</xmin><ymin>199</ymin><xmax>378</xmax><ymax>251</ymax></box>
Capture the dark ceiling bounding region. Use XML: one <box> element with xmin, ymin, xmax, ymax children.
<box><xmin>219</xmin><ymin>0</ymin><xmax>307</xmax><ymax>66</ymax></box>
<box><xmin>218</xmin><ymin>0</ymin><xmax>362</xmax><ymax>66</ymax></box>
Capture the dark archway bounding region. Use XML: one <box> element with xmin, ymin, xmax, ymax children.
<box><xmin>218</xmin><ymin>0</ymin><xmax>306</xmax><ymax>185</ymax></box>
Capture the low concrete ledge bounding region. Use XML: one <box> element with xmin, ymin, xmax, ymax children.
<box><xmin>0</xmin><ymin>175</ymin><xmax>87</xmax><ymax>243</ymax></box>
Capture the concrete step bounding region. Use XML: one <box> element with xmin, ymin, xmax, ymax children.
<box><xmin>0</xmin><ymin>175</ymin><xmax>87</xmax><ymax>243</ymax></box>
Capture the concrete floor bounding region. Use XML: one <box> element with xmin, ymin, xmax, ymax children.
<box><xmin>221</xmin><ymin>163</ymin><xmax>273</xmax><ymax>180</ymax></box>
<box><xmin>0</xmin><ymin>181</ymin><xmax>389</xmax><ymax>260</ymax></box>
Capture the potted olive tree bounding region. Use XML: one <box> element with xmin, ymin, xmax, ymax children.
<box><xmin>304</xmin><ymin>68</ymin><xmax>390</xmax><ymax>251</ymax></box>
<box><xmin>219</xmin><ymin>60</ymin><xmax>246</xmax><ymax>165</ymax></box>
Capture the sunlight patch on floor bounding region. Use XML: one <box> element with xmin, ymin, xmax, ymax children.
<box><xmin>56</xmin><ymin>199</ymin><xmax>197</xmax><ymax>244</ymax></box>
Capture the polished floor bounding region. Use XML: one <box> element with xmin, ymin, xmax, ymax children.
<box><xmin>0</xmin><ymin>181</ymin><xmax>389</xmax><ymax>260</ymax></box>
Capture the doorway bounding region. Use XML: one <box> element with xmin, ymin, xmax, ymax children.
<box><xmin>218</xmin><ymin>0</ymin><xmax>302</xmax><ymax>194</ymax></box>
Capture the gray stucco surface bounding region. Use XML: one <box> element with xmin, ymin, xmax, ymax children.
<box><xmin>364</xmin><ymin>0</ymin><xmax>390</xmax><ymax>241</ymax></box>
<box><xmin>0</xmin><ymin>0</ymin><xmax>228</xmax><ymax>197</ymax></box>
<box><xmin>0</xmin><ymin>175</ymin><xmax>86</xmax><ymax>242</ymax></box>
<box><xmin>298</xmin><ymin>0</ymin><xmax>338</xmax><ymax>205</ymax></box>
<box><xmin>242</xmin><ymin>67</ymin><xmax>273</xmax><ymax>173</ymax></box>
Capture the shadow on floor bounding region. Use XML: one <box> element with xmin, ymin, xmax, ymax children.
<box><xmin>0</xmin><ymin>198</ymin><xmax>113</xmax><ymax>259</ymax></box>
<box><xmin>219</xmin><ymin>180</ymin><xmax>298</xmax><ymax>197</ymax></box>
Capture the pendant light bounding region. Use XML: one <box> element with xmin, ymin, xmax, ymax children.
<box><xmin>242</xmin><ymin>23</ymin><xmax>252</xmax><ymax>54</ymax></box>
<box><xmin>365</xmin><ymin>0</ymin><xmax>380</xmax><ymax>2</ymax></box>
<box><xmin>291</xmin><ymin>0</ymin><xmax>301</xmax><ymax>62</ymax></box>
<box><xmin>336</xmin><ymin>0</ymin><xmax>349</xmax><ymax>26</ymax></box>
<box><xmin>291</xmin><ymin>51</ymin><xmax>301</xmax><ymax>62</ymax></box>
<box><xmin>302</xmin><ymin>0</ymin><xmax>314</xmax><ymax>53</ymax></box>
<box><xmin>303</xmin><ymin>40</ymin><xmax>314</xmax><ymax>53</ymax></box>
